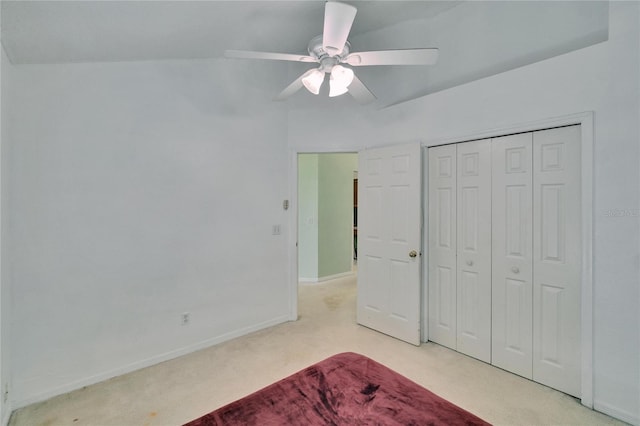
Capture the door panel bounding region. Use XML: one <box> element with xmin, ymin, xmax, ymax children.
<box><xmin>459</xmin><ymin>270</ymin><xmax>480</xmax><ymax>338</ymax></box>
<box><xmin>533</xmin><ymin>125</ymin><xmax>581</xmax><ymax>397</ymax></box>
<box><xmin>456</xmin><ymin>140</ymin><xmax>492</xmax><ymax>363</ymax></box>
<box><xmin>428</xmin><ymin>144</ymin><xmax>457</xmax><ymax>349</ymax></box>
<box><xmin>491</xmin><ymin>133</ymin><xmax>534</xmax><ymax>378</ymax></box>
<box><xmin>357</xmin><ymin>143</ymin><xmax>422</xmax><ymax>346</ymax></box>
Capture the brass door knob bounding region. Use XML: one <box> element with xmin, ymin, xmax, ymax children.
<box><xmin>409</xmin><ymin>250</ymin><xmax>418</xmax><ymax>258</ymax></box>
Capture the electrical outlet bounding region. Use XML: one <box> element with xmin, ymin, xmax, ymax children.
<box><xmin>181</xmin><ymin>312</ymin><xmax>190</xmax><ymax>326</ymax></box>
<box><xmin>272</xmin><ymin>225</ymin><xmax>281</xmax><ymax>235</ymax></box>
<box><xmin>3</xmin><ymin>383</ymin><xmax>8</xmax><ymax>403</ymax></box>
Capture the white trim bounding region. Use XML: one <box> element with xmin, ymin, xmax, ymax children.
<box><xmin>12</xmin><ymin>314</ymin><xmax>290</xmax><ymax>409</ymax></box>
<box><xmin>579</xmin><ymin>114</ymin><xmax>594</xmax><ymax>409</ymax></box>
<box><xmin>421</xmin><ymin>146</ymin><xmax>430</xmax><ymax>343</ymax></box>
<box><xmin>1</xmin><ymin>404</ymin><xmax>10</xmax><ymax>426</ymax></box>
<box><xmin>424</xmin><ymin>112</ymin><xmax>594</xmax><ymax>149</ymax></box>
<box><xmin>288</xmin><ymin>149</ymin><xmax>299</xmax><ymax>321</ymax></box>
<box><xmin>0</xmin><ymin>366</ymin><xmax>8</xmax><ymax>425</ymax></box>
<box><xmin>421</xmin><ymin>111</ymin><xmax>594</xmax><ymax>408</ymax></box>
<box><xmin>594</xmin><ymin>400</ymin><xmax>639</xmax><ymax>426</ymax></box>
<box><xmin>299</xmin><ymin>271</ymin><xmax>355</xmax><ymax>284</ymax></box>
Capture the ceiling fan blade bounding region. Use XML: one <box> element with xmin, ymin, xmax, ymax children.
<box><xmin>274</xmin><ymin>69</ymin><xmax>317</xmax><ymax>101</ymax></box>
<box><xmin>347</xmin><ymin>74</ymin><xmax>376</xmax><ymax>105</ymax></box>
<box><xmin>345</xmin><ymin>48</ymin><xmax>439</xmax><ymax>66</ymax></box>
<box><xmin>225</xmin><ymin>50</ymin><xmax>316</xmax><ymax>63</ymax></box>
<box><xmin>323</xmin><ymin>2</ymin><xmax>357</xmax><ymax>57</ymax></box>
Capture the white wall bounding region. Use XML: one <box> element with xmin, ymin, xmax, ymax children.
<box><xmin>6</xmin><ymin>58</ymin><xmax>291</xmax><ymax>407</ymax></box>
<box><xmin>289</xmin><ymin>2</ymin><xmax>640</xmax><ymax>423</ymax></box>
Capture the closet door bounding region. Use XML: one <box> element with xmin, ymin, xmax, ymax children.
<box><xmin>491</xmin><ymin>133</ymin><xmax>533</xmax><ymax>378</ymax></box>
<box><xmin>428</xmin><ymin>144</ymin><xmax>457</xmax><ymax>349</ymax></box>
<box><xmin>456</xmin><ymin>140</ymin><xmax>492</xmax><ymax>362</ymax></box>
<box><xmin>533</xmin><ymin>125</ymin><xmax>581</xmax><ymax>397</ymax></box>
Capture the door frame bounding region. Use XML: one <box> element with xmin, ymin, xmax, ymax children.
<box><xmin>421</xmin><ymin>111</ymin><xmax>594</xmax><ymax>408</ymax></box>
<box><xmin>287</xmin><ymin>149</ymin><xmax>359</xmax><ymax>322</ymax></box>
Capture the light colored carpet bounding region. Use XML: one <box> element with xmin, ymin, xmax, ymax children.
<box><xmin>9</xmin><ymin>274</ymin><xmax>624</xmax><ymax>426</ymax></box>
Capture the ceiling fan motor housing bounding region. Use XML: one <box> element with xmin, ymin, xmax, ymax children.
<box><xmin>308</xmin><ymin>34</ymin><xmax>350</xmax><ymax>71</ymax></box>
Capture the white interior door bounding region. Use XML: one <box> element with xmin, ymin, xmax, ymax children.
<box><xmin>357</xmin><ymin>143</ymin><xmax>422</xmax><ymax>346</ymax></box>
<box><xmin>456</xmin><ymin>140</ymin><xmax>492</xmax><ymax>363</ymax></box>
<box><xmin>427</xmin><ymin>144</ymin><xmax>457</xmax><ymax>350</ymax></box>
<box><xmin>533</xmin><ymin>125</ymin><xmax>581</xmax><ymax>397</ymax></box>
<box><xmin>491</xmin><ymin>133</ymin><xmax>534</xmax><ymax>378</ymax></box>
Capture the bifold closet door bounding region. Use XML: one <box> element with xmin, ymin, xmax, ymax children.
<box><xmin>428</xmin><ymin>144</ymin><xmax>457</xmax><ymax>349</ymax></box>
<box><xmin>532</xmin><ymin>125</ymin><xmax>581</xmax><ymax>397</ymax></box>
<box><xmin>456</xmin><ymin>140</ymin><xmax>492</xmax><ymax>363</ymax></box>
<box><xmin>428</xmin><ymin>141</ymin><xmax>492</xmax><ymax>361</ymax></box>
<box><xmin>491</xmin><ymin>133</ymin><xmax>534</xmax><ymax>379</ymax></box>
<box><xmin>428</xmin><ymin>126</ymin><xmax>582</xmax><ymax>397</ymax></box>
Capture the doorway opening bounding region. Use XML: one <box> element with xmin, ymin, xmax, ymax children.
<box><xmin>297</xmin><ymin>153</ymin><xmax>358</xmax><ymax>283</ymax></box>
<box><xmin>296</xmin><ymin>152</ymin><xmax>358</xmax><ymax>321</ymax></box>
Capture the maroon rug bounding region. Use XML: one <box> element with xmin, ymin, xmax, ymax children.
<box><xmin>184</xmin><ymin>352</ymin><xmax>490</xmax><ymax>425</ymax></box>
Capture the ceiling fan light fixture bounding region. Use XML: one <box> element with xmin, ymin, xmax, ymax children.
<box><xmin>329</xmin><ymin>65</ymin><xmax>354</xmax><ymax>97</ymax></box>
<box><xmin>329</xmin><ymin>83</ymin><xmax>349</xmax><ymax>97</ymax></box>
<box><xmin>302</xmin><ymin>69</ymin><xmax>324</xmax><ymax>95</ymax></box>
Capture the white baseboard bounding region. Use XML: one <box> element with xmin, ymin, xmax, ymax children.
<box><xmin>12</xmin><ymin>314</ymin><xmax>291</xmax><ymax>410</ymax></box>
<box><xmin>1</xmin><ymin>402</ymin><xmax>11</xmax><ymax>426</ymax></box>
<box><xmin>299</xmin><ymin>271</ymin><xmax>354</xmax><ymax>283</ymax></box>
<box><xmin>594</xmin><ymin>399</ymin><xmax>639</xmax><ymax>425</ymax></box>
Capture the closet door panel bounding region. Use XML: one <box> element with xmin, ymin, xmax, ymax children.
<box><xmin>533</xmin><ymin>125</ymin><xmax>581</xmax><ymax>397</ymax></box>
<box><xmin>456</xmin><ymin>139</ymin><xmax>492</xmax><ymax>363</ymax></box>
<box><xmin>428</xmin><ymin>144</ymin><xmax>457</xmax><ymax>349</ymax></box>
<box><xmin>491</xmin><ymin>133</ymin><xmax>533</xmax><ymax>379</ymax></box>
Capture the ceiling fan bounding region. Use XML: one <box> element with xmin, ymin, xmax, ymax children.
<box><xmin>224</xmin><ymin>1</ymin><xmax>439</xmax><ymax>104</ymax></box>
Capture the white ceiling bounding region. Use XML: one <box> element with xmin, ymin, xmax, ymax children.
<box><xmin>1</xmin><ymin>1</ymin><xmax>460</xmax><ymax>64</ymax></box>
<box><xmin>1</xmin><ymin>1</ymin><xmax>609</xmax><ymax>107</ymax></box>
